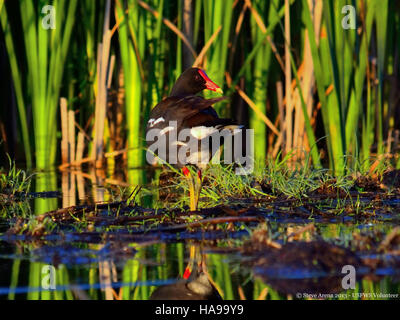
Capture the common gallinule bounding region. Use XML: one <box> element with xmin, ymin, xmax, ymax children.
<box><xmin>150</xmin><ymin>270</ymin><xmax>222</xmax><ymax>300</ymax></box>
<box><xmin>146</xmin><ymin>67</ymin><xmax>241</xmax><ymax>209</ymax></box>
<box><xmin>146</xmin><ymin>68</ymin><xmax>240</xmax><ymax>284</ymax></box>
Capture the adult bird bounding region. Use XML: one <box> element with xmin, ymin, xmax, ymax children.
<box><xmin>146</xmin><ymin>68</ymin><xmax>241</xmax><ymax>284</ymax></box>
<box><xmin>146</xmin><ymin>67</ymin><xmax>241</xmax><ymax>210</ymax></box>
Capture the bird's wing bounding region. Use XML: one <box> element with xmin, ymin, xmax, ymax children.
<box><xmin>150</xmin><ymin>96</ymin><xmax>228</xmax><ymax>123</ymax></box>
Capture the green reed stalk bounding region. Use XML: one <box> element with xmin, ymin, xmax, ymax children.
<box><xmin>122</xmin><ymin>258</ymin><xmax>140</xmax><ymax>299</ymax></box>
<box><xmin>81</xmin><ymin>0</ymin><xmax>101</xmax><ymax>113</ymax></box>
<box><xmin>0</xmin><ymin>3</ymin><xmax>32</xmax><ymax>168</ymax></box>
<box><xmin>116</xmin><ymin>1</ymin><xmax>143</xmax><ymax>178</ymax></box>
<box><xmin>27</xmin><ymin>262</ymin><xmax>40</xmax><ymax>300</ymax></box>
<box><xmin>227</xmin><ymin>0</ymin><xmax>291</xmax><ymax>95</ymax></box>
<box><xmin>249</xmin><ymin>0</ymin><xmax>278</xmax><ymax>167</ymax></box>
<box><xmin>208</xmin><ymin>253</ymin><xmax>235</xmax><ymax>299</ymax></box>
<box><xmin>155</xmin><ymin>0</ymin><xmax>165</xmax><ymax>98</ymax></box>
<box><xmin>203</xmin><ymin>0</ymin><xmax>233</xmax><ymax>115</ymax></box>
<box><xmin>374</xmin><ymin>0</ymin><xmax>388</xmax><ymax>158</ymax></box>
<box><xmin>2</xmin><ymin>0</ymin><xmax>77</xmax><ymax>169</ymax></box>
<box><xmin>345</xmin><ymin>2</ymin><xmax>374</xmax><ymax>159</ymax></box>
<box><xmin>89</xmin><ymin>266</ymin><xmax>98</xmax><ymax>299</ymax></box>
<box><xmin>35</xmin><ymin>172</ymin><xmax>57</xmax><ymax>215</ymax></box>
<box><xmin>222</xmin><ymin>261</ymin><xmax>234</xmax><ymax>299</ymax></box>
<box><xmin>8</xmin><ymin>259</ymin><xmax>20</xmax><ymax>300</ymax></box>
<box><xmin>320</xmin><ymin>1</ymin><xmax>347</xmax><ymax>174</ymax></box>
<box><xmin>56</xmin><ymin>265</ymin><xmax>73</xmax><ymax>300</ymax></box>
<box><xmin>176</xmin><ymin>0</ymin><xmax>183</xmax><ymax>77</ymax></box>
<box><xmin>40</xmin><ymin>0</ymin><xmax>77</xmax><ymax>168</ymax></box>
<box><xmin>176</xmin><ymin>242</ymin><xmax>184</xmax><ymax>277</ymax></box>
<box><xmin>193</xmin><ymin>0</ymin><xmax>202</xmax><ymax>46</ymax></box>
<box><xmin>302</xmin><ymin>0</ymin><xmax>346</xmax><ymax>174</ymax></box>
<box><xmin>303</xmin><ymin>0</ymin><xmax>392</xmax><ymax>174</ymax></box>
<box><xmin>138</xmin><ymin>249</ymin><xmax>149</xmax><ymax>299</ymax></box>
<box><xmin>146</xmin><ymin>0</ymin><xmax>166</xmax><ymax>107</ymax></box>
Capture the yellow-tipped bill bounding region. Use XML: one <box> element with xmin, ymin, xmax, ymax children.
<box><xmin>215</xmin><ymin>87</ymin><xmax>223</xmax><ymax>94</ymax></box>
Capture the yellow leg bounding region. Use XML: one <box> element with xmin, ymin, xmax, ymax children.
<box><xmin>194</xmin><ymin>170</ymin><xmax>203</xmax><ymax>209</ymax></box>
<box><xmin>183</xmin><ymin>245</ymin><xmax>197</xmax><ymax>279</ymax></box>
<box><xmin>183</xmin><ymin>167</ymin><xmax>199</xmax><ymax>211</ymax></box>
<box><xmin>181</xmin><ymin>168</ymin><xmax>204</xmax><ymax>279</ymax></box>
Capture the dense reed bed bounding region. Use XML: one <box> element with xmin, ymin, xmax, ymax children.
<box><xmin>0</xmin><ymin>0</ymin><xmax>399</xmax><ymax>175</ymax></box>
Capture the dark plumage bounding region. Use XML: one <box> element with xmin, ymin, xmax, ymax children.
<box><xmin>146</xmin><ymin>67</ymin><xmax>241</xmax><ymax>168</ymax></box>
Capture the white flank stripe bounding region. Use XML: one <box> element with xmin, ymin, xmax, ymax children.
<box><xmin>160</xmin><ymin>126</ymin><xmax>174</xmax><ymax>135</ymax></box>
<box><xmin>148</xmin><ymin>117</ymin><xmax>165</xmax><ymax>127</ymax></box>
<box><xmin>153</xmin><ymin>117</ymin><xmax>165</xmax><ymax>125</ymax></box>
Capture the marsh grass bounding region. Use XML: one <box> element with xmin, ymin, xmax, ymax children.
<box><xmin>161</xmin><ymin>152</ymin><xmax>359</xmax><ymax>208</ymax></box>
<box><xmin>0</xmin><ymin>155</ymin><xmax>32</xmax><ymax>196</ymax></box>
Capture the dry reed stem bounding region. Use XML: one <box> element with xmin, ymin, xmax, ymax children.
<box><xmin>61</xmin><ymin>172</ymin><xmax>69</xmax><ymax>208</ymax></box>
<box><xmin>107</xmin><ymin>54</ymin><xmax>115</xmax><ymax>89</ymax></box>
<box><xmin>287</xmin><ymin>223</ymin><xmax>315</xmax><ymax>241</ymax></box>
<box><xmin>68</xmin><ymin>110</ymin><xmax>76</xmax><ymax>164</ymax></box>
<box><xmin>58</xmin><ymin>157</ymin><xmax>93</xmax><ymax>170</ymax></box>
<box><xmin>58</xmin><ymin>148</ymin><xmax>128</xmax><ymax>170</ymax></box>
<box><xmin>60</xmin><ymin>98</ymin><xmax>68</xmax><ymax>164</ymax></box>
<box><xmin>245</xmin><ymin>0</ymin><xmax>285</xmax><ymax>72</ymax></box>
<box><xmin>292</xmin><ymin>0</ymin><xmax>322</xmax><ymax>159</ymax></box>
<box><xmin>99</xmin><ymin>258</ymin><xmax>114</xmax><ymax>300</ymax></box>
<box><xmin>92</xmin><ymin>0</ymin><xmax>112</xmax><ymax>168</ymax></box>
<box><xmin>225</xmin><ymin>71</ymin><xmax>279</xmax><ymax>136</ymax></box>
<box><xmin>74</xmin><ymin>169</ymin><xmax>130</xmax><ymax>188</ymax></box>
<box><xmin>182</xmin><ymin>0</ymin><xmax>194</xmax><ymax>69</ymax></box>
<box><xmin>284</xmin><ymin>0</ymin><xmax>292</xmax><ymax>156</ymax></box>
<box><xmin>238</xmin><ymin>286</ymin><xmax>246</xmax><ymax>300</ymax></box>
<box><xmin>76</xmin><ymin>171</ymin><xmax>86</xmax><ymax>201</ymax></box>
<box><xmin>193</xmin><ymin>25</ymin><xmax>222</xmax><ymax>67</ymax></box>
<box><xmin>273</xmin><ymin>81</ymin><xmax>285</xmax><ymax>156</ymax></box>
<box><xmin>228</xmin><ymin>1</ymin><xmax>248</xmax><ymax>75</ymax></box>
<box><xmin>235</xmin><ymin>2</ymin><xmax>248</xmax><ymax>35</ymax></box>
<box><xmin>257</xmin><ymin>288</ymin><xmax>269</xmax><ymax>300</ymax></box>
<box><xmin>236</xmin><ymin>86</ymin><xmax>280</xmax><ymax>136</ymax></box>
<box><xmin>69</xmin><ymin>172</ymin><xmax>76</xmax><ymax>207</ymax></box>
<box><xmin>76</xmin><ymin>132</ymin><xmax>85</xmax><ymax>165</ymax></box>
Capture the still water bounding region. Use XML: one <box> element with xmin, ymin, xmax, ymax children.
<box><xmin>0</xmin><ymin>169</ymin><xmax>399</xmax><ymax>300</ymax></box>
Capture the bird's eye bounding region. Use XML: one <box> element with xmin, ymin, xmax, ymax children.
<box><xmin>195</xmin><ymin>75</ymin><xmax>200</xmax><ymax>81</ymax></box>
